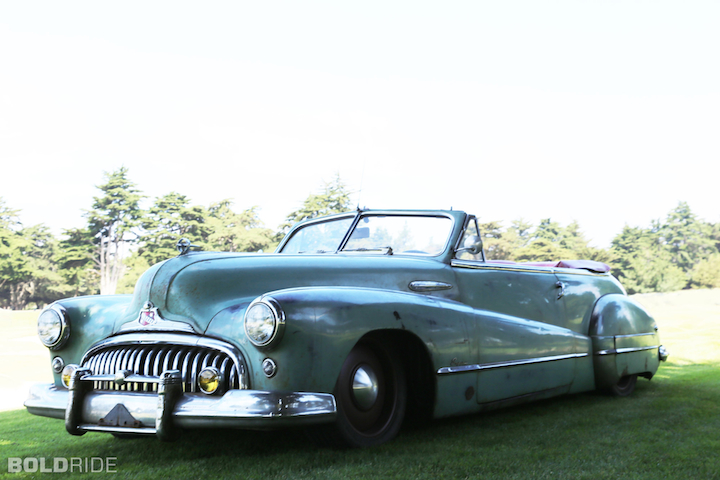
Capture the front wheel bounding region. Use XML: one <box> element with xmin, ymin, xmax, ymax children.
<box><xmin>608</xmin><ymin>374</ymin><xmax>637</xmax><ymax>396</ymax></box>
<box><xmin>331</xmin><ymin>342</ymin><xmax>407</xmax><ymax>447</ymax></box>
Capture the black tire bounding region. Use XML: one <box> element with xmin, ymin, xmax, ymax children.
<box><xmin>330</xmin><ymin>342</ymin><xmax>407</xmax><ymax>447</ymax></box>
<box><xmin>608</xmin><ymin>374</ymin><xmax>637</xmax><ymax>397</ymax></box>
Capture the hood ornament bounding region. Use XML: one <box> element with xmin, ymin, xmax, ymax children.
<box><xmin>176</xmin><ymin>238</ymin><xmax>200</xmax><ymax>256</ymax></box>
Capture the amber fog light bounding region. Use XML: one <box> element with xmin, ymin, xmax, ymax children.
<box><xmin>61</xmin><ymin>364</ymin><xmax>79</xmax><ymax>388</ymax></box>
<box><xmin>198</xmin><ymin>367</ymin><xmax>223</xmax><ymax>394</ymax></box>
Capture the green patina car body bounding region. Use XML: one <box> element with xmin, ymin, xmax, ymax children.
<box><xmin>26</xmin><ymin>209</ymin><xmax>668</xmax><ymax>447</ymax></box>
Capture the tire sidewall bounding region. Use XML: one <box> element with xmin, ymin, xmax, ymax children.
<box><xmin>609</xmin><ymin>374</ymin><xmax>638</xmax><ymax>397</ymax></box>
<box><xmin>334</xmin><ymin>342</ymin><xmax>407</xmax><ymax>448</ymax></box>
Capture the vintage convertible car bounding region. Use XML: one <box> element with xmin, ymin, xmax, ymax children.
<box><xmin>26</xmin><ymin>209</ymin><xmax>668</xmax><ymax>447</ymax></box>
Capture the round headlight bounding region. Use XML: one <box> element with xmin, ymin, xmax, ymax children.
<box><xmin>37</xmin><ymin>306</ymin><xmax>69</xmax><ymax>350</ymax></box>
<box><xmin>244</xmin><ymin>297</ymin><xmax>285</xmax><ymax>348</ymax></box>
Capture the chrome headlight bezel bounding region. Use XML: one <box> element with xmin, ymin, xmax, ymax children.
<box><xmin>37</xmin><ymin>305</ymin><xmax>70</xmax><ymax>350</ymax></box>
<box><xmin>243</xmin><ymin>296</ymin><xmax>285</xmax><ymax>349</ymax></box>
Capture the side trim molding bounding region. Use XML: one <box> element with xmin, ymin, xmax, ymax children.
<box><xmin>595</xmin><ymin>345</ymin><xmax>659</xmax><ymax>356</ymax></box>
<box><xmin>437</xmin><ymin>352</ymin><xmax>588</xmax><ymax>375</ymax></box>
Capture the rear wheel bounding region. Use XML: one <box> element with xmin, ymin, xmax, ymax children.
<box><xmin>609</xmin><ymin>374</ymin><xmax>637</xmax><ymax>396</ymax></box>
<box><xmin>331</xmin><ymin>342</ymin><xmax>407</xmax><ymax>447</ymax></box>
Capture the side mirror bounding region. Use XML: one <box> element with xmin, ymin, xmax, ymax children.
<box><xmin>456</xmin><ymin>235</ymin><xmax>483</xmax><ymax>256</ymax></box>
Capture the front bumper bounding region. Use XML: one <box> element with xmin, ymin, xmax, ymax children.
<box><xmin>25</xmin><ymin>373</ymin><xmax>337</xmax><ymax>440</ymax></box>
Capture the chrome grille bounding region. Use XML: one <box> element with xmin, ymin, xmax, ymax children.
<box><xmin>81</xmin><ymin>343</ymin><xmax>243</xmax><ymax>393</ymax></box>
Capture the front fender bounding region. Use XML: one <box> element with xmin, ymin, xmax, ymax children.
<box><xmin>207</xmin><ymin>286</ymin><xmax>473</xmax><ymax>395</ymax></box>
<box><xmin>45</xmin><ymin>295</ymin><xmax>133</xmax><ymax>387</ymax></box>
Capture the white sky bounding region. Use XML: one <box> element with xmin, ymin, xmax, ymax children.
<box><xmin>1</xmin><ymin>1</ymin><xmax>718</xmax><ymax>248</ymax></box>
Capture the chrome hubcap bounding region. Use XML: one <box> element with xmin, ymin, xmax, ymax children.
<box><xmin>352</xmin><ymin>364</ymin><xmax>379</xmax><ymax>410</ymax></box>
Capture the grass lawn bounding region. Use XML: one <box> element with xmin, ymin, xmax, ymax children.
<box><xmin>1</xmin><ymin>289</ymin><xmax>719</xmax><ymax>479</ymax></box>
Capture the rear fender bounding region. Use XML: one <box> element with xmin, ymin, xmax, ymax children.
<box><xmin>589</xmin><ymin>294</ymin><xmax>661</xmax><ymax>388</ymax></box>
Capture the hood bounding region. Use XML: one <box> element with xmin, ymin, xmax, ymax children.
<box><xmin>114</xmin><ymin>252</ymin><xmax>454</xmax><ymax>334</ymax></box>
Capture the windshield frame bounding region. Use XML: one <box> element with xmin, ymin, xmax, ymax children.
<box><xmin>277</xmin><ymin>210</ymin><xmax>459</xmax><ymax>258</ymax></box>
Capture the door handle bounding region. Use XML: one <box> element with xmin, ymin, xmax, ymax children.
<box><xmin>555</xmin><ymin>281</ymin><xmax>566</xmax><ymax>299</ymax></box>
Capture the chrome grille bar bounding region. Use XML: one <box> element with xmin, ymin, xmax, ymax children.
<box><xmin>80</xmin><ymin>338</ymin><xmax>246</xmax><ymax>393</ymax></box>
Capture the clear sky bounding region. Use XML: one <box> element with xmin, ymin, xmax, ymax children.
<box><xmin>1</xmin><ymin>1</ymin><xmax>718</xmax><ymax>248</ymax></box>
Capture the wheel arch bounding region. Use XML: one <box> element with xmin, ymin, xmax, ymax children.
<box><xmin>355</xmin><ymin>329</ymin><xmax>436</xmax><ymax>425</ymax></box>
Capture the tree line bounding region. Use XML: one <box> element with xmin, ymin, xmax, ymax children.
<box><xmin>478</xmin><ymin>203</ymin><xmax>720</xmax><ymax>294</ymax></box>
<box><xmin>0</xmin><ymin>168</ymin><xmax>351</xmax><ymax>310</ymax></box>
<box><xmin>1</xmin><ymin>167</ymin><xmax>718</xmax><ymax>309</ymax></box>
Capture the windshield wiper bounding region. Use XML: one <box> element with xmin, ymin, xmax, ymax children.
<box><xmin>343</xmin><ymin>246</ymin><xmax>393</xmax><ymax>255</ymax></box>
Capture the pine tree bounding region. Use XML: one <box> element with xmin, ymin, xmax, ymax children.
<box><xmin>85</xmin><ymin>167</ymin><xmax>144</xmax><ymax>295</ymax></box>
<box><xmin>278</xmin><ymin>175</ymin><xmax>352</xmax><ymax>235</ymax></box>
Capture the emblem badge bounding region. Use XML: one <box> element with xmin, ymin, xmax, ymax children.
<box><xmin>138</xmin><ymin>302</ymin><xmax>159</xmax><ymax>327</ymax></box>
<box><xmin>119</xmin><ymin>301</ymin><xmax>195</xmax><ymax>333</ymax></box>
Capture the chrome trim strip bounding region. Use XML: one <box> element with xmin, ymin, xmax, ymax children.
<box><xmin>450</xmin><ymin>259</ymin><xmax>606</xmax><ymax>276</ymax></box>
<box><xmin>80</xmin><ymin>333</ymin><xmax>249</xmax><ymax>390</ymax></box>
<box><xmin>83</xmin><ymin>374</ymin><xmax>161</xmax><ymax>384</ymax></box>
<box><xmin>450</xmin><ymin>260</ymin><xmax>556</xmax><ymax>274</ymax></box>
<box><xmin>595</xmin><ymin>345</ymin><xmax>659</xmax><ymax>356</ymax></box>
<box><xmin>614</xmin><ymin>332</ymin><xmax>656</xmax><ymax>339</ymax></box>
<box><xmin>437</xmin><ymin>353</ymin><xmax>588</xmax><ymax>375</ymax></box>
<box><xmin>81</xmin><ymin>425</ymin><xmax>157</xmax><ymax>435</ymax></box>
<box><xmin>408</xmin><ymin>281</ymin><xmax>454</xmax><ymax>292</ymax></box>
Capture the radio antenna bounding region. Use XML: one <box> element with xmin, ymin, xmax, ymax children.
<box><xmin>356</xmin><ymin>159</ymin><xmax>366</xmax><ymax>210</ymax></box>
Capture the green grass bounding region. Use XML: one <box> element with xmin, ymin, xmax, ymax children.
<box><xmin>1</xmin><ymin>289</ymin><xmax>719</xmax><ymax>479</ymax></box>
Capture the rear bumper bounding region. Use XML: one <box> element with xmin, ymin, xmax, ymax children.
<box><xmin>25</xmin><ymin>379</ymin><xmax>337</xmax><ymax>439</ymax></box>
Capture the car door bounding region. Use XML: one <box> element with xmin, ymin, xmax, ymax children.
<box><xmin>451</xmin><ymin>218</ymin><xmax>580</xmax><ymax>404</ymax></box>
<box><xmin>452</xmin><ymin>261</ymin><xmax>581</xmax><ymax>403</ymax></box>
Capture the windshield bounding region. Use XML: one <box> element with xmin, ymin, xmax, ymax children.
<box><xmin>280</xmin><ymin>213</ymin><xmax>453</xmax><ymax>256</ymax></box>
